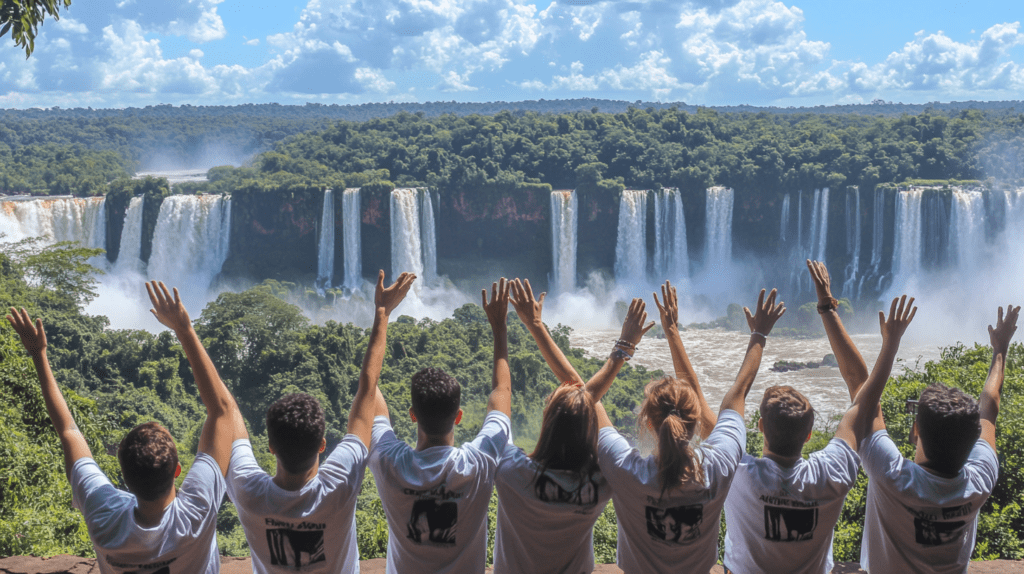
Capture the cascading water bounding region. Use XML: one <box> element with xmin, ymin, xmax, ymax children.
<box><xmin>615</xmin><ymin>190</ymin><xmax>648</xmax><ymax>286</ymax></box>
<box><xmin>921</xmin><ymin>192</ymin><xmax>951</xmax><ymax>270</ymax></box>
<box><xmin>891</xmin><ymin>189</ymin><xmax>923</xmax><ymax>279</ymax></box>
<box><xmin>114</xmin><ymin>196</ymin><xmax>145</xmax><ymax>273</ymax></box>
<box><xmin>550</xmin><ymin>191</ymin><xmax>578</xmax><ymax>294</ymax></box>
<box><xmin>809</xmin><ymin>188</ymin><xmax>830</xmax><ymax>262</ymax></box>
<box><xmin>796</xmin><ymin>190</ymin><xmax>804</xmax><ymax>252</ymax></box>
<box><xmin>842</xmin><ymin>187</ymin><xmax>861</xmax><ymax>298</ymax></box>
<box><xmin>951</xmin><ymin>190</ymin><xmax>986</xmax><ymax>268</ymax></box>
<box><xmin>390</xmin><ymin>188</ymin><xmax>424</xmax><ymax>282</ymax></box>
<box><xmin>420</xmin><ymin>190</ymin><xmax>437</xmax><ymax>286</ymax></box>
<box><xmin>147</xmin><ymin>195</ymin><xmax>232</xmax><ymax>290</ymax></box>
<box><xmin>704</xmin><ymin>187</ymin><xmax>734</xmax><ymax>269</ymax></box>
<box><xmin>779</xmin><ymin>194</ymin><xmax>790</xmax><ymax>244</ymax></box>
<box><xmin>0</xmin><ymin>197</ymin><xmax>106</xmax><ymax>249</ymax></box>
<box><xmin>342</xmin><ymin>188</ymin><xmax>362</xmax><ymax>290</ymax></box>
<box><xmin>653</xmin><ymin>187</ymin><xmax>689</xmax><ymax>281</ymax></box>
<box><xmin>316</xmin><ymin>189</ymin><xmax>335</xmax><ymax>288</ymax></box>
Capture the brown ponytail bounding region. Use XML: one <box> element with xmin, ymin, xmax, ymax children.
<box><xmin>530</xmin><ymin>383</ymin><xmax>600</xmax><ymax>489</ymax></box>
<box><xmin>638</xmin><ymin>377</ymin><xmax>703</xmax><ymax>496</ymax></box>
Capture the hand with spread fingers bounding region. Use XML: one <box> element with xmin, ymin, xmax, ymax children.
<box><xmin>878</xmin><ymin>295</ymin><xmax>917</xmax><ymax>343</ymax></box>
<box><xmin>146</xmin><ymin>281</ymin><xmax>192</xmax><ymax>333</ymax></box>
<box><xmin>509</xmin><ymin>278</ymin><xmax>545</xmax><ymax>331</ymax></box>
<box><xmin>744</xmin><ymin>288</ymin><xmax>786</xmax><ymax>337</ymax></box>
<box><xmin>7</xmin><ymin>307</ymin><xmax>47</xmax><ymax>357</ymax></box>
<box><xmin>482</xmin><ymin>277</ymin><xmax>511</xmax><ymax>327</ymax></box>
<box><xmin>988</xmin><ymin>303</ymin><xmax>1020</xmax><ymax>355</ymax></box>
<box><xmin>376</xmin><ymin>271</ymin><xmax>417</xmax><ymax>316</ymax></box>
<box><xmin>653</xmin><ymin>280</ymin><xmax>680</xmax><ymax>330</ymax></box>
<box><xmin>620</xmin><ymin>297</ymin><xmax>655</xmax><ymax>349</ymax></box>
<box><xmin>806</xmin><ymin>259</ymin><xmax>834</xmax><ymax>305</ymax></box>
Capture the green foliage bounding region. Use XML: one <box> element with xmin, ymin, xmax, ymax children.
<box><xmin>0</xmin><ymin>0</ymin><xmax>72</xmax><ymax>56</ymax></box>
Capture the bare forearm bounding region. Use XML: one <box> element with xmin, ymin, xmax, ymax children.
<box><xmin>820</xmin><ymin>310</ymin><xmax>869</xmax><ymax>400</ymax></box>
<box><xmin>488</xmin><ymin>327</ymin><xmax>512</xmax><ymax>414</ymax></box>
<box><xmin>33</xmin><ymin>352</ymin><xmax>91</xmax><ymax>475</ymax></box>
<box><xmin>526</xmin><ymin>323</ymin><xmax>582</xmax><ymax>384</ymax></box>
<box><xmin>979</xmin><ymin>352</ymin><xmax>1005</xmax><ymax>424</ymax></box>
<box><xmin>666</xmin><ymin>326</ymin><xmax>715</xmax><ymax>435</ymax></box>
<box><xmin>354</xmin><ymin>310</ymin><xmax>390</xmax><ymax>412</ymax></box>
<box><xmin>176</xmin><ymin>326</ymin><xmax>233</xmax><ymax>417</ymax></box>
<box><xmin>584</xmin><ymin>357</ymin><xmax>625</xmax><ymax>401</ymax></box>
<box><xmin>720</xmin><ymin>336</ymin><xmax>765</xmax><ymax>415</ymax></box>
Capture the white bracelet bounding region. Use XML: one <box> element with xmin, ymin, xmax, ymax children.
<box><xmin>751</xmin><ymin>331</ymin><xmax>767</xmax><ymax>339</ymax></box>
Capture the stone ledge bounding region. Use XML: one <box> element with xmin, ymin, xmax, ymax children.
<box><xmin>0</xmin><ymin>556</ymin><xmax>1020</xmax><ymax>573</ymax></box>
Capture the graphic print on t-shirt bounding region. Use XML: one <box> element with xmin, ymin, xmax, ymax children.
<box><xmin>264</xmin><ymin>518</ymin><xmax>327</xmax><ymax>567</ymax></box>
<box><xmin>407</xmin><ymin>498</ymin><xmax>458</xmax><ymax>545</ymax></box>
<box><xmin>763</xmin><ymin>505</ymin><xmax>818</xmax><ymax>542</ymax></box>
<box><xmin>534</xmin><ymin>474</ymin><xmax>600</xmax><ymax>506</ymax></box>
<box><xmin>645</xmin><ymin>504</ymin><xmax>703</xmax><ymax>545</ymax></box>
<box><xmin>107</xmin><ymin>556</ymin><xmax>176</xmax><ymax>574</ymax></box>
<box><xmin>906</xmin><ymin>503</ymin><xmax>972</xmax><ymax>547</ymax></box>
<box><xmin>126</xmin><ymin>568</ymin><xmax>170</xmax><ymax>574</ymax></box>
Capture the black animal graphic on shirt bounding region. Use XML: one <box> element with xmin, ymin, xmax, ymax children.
<box><xmin>267</xmin><ymin>528</ymin><xmax>326</xmax><ymax>567</ymax></box>
<box><xmin>764</xmin><ymin>505</ymin><xmax>818</xmax><ymax>542</ymax></box>
<box><xmin>407</xmin><ymin>499</ymin><xmax>457</xmax><ymax>545</ymax></box>
<box><xmin>645</xmin><ymin>504</ymin><xmax>703</xmax><ymax>545</ymax></box>
<box><xmin>534</xmin><ymin>474</ymin><xmax>600</xmax><ymax>506</ymax></box>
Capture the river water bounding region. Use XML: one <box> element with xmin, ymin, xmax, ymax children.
<box><xmin>569</xmin><ymin>328</ymin><xmax>944</xmax><ymax>421</ymax></box>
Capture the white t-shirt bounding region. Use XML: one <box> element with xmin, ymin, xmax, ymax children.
<box><xmin>597</xmin><ymin>409</ymin><xmax>746</xmax><ymax>574</ymax></box>
<box><xmin>369</xmin><ymin>411</ymin><xmax>511</xmax><ymax>574</ymax></box>
<box><xmin>723</xmin><ymin>438</ymin><xmax>860</xmax><ymax>574</ymax></box>
<box><xmin>71</xmin><ymin>453</ymin><xmax>225</xmax><ymax>574</ymax></box>
<box><xmin>859</xmin><ymin>430</ymin><xmax>999</xmax><ymax>574</ymax></box>
<box><xmin>225</xmin><ymin>436</ymin><xmax>368</xmax><ymax>573</ymax></box>
<box><xmin>493</xmin><ymin>443</ymin><xmax>612</xmax><ymax>574</ymax></box>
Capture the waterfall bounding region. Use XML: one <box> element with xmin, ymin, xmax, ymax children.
<box><xmin>420</xmin><ymin>190</ymin><xmax>437</xmax><ymax>285</ymax></box>
<box><xmin>779</xmin><ymin>194</ymin><xmax>790</xmax><ymax>244</ymax></box>
<box><xmin>951</xmin><ymin>189</ymin><xmax>985</xmax><ymax>268</ymax></box>
<box><xmin>114</xmin><ymin>197</ymin><xmax>145</xmax><ymax>273</ymax></box>
<box><xmin>921</xmin><ymin>192</ymin><xmax>951</xmax><ymax>269</ymax></box>
<box><xmin>550</xmin><ymin>191</ymin><xmax>578</xmax><ymax>294</ymax></box>
<box><xmin>842</xmin><ymin>187</ymin><xmax>861</xmax><ymax>298</ymax></box>
<box><xmin>796</xmin><ymin>190</ymin><xmax>803</xmax><ymax>252</ymax></box>
<box><xmin>0</xmin><ymin>197</ymin><xmax>106</xmax><ymax>249</ymax></box>
<box><xmin>615</xmin><ymin>190</ymin><xmax>648</xmax><ymax>286</ymax></box>
<box><xmin>653</xmin><ymin>187</ymin><xmax>689</xmax><ymax>281</ymax></box>
<box><xmin>808</xmin><ymin>188</ymin><xmax>829</xmax><ymax>262</ymax></box>
<box><xmin>891</xmin><ymin>189</ymin><xmax>923</xmax><ymax>279</ymax></box>
<box><xmin>147</xmin><ymin>195</ymin><xmax>232</xmax><ymax>290</ymax></box>
<box><xmin>390</xmin><ymin>188</ymin><xmax>424</xmax><ymax>281</ymax></box>
<box><xmin>704</xmin><ymin>187</ymin><xmax>734</xmax><ymax>268</ymax></box>
<box><xmin>317</xmin><ymin>189</ymin><xmax>335</xmax><ymax>288</ymax></box>
<box><xmin>342</xmin><ymin>188</ymin><xmax>362</xmax><ymax>290</ymax></box>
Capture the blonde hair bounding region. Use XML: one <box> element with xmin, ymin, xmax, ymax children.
<box><xmin>637</xmin><ymin>377</ymin><xmax>703</xmax><ymax>495</ymax></box>
<box><xmin>529</xmin><ymin>383</ymin><xmax>600</xmax><ymax>488</ymax></box>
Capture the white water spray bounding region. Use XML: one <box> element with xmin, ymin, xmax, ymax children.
<box><xmin>390</xmin><ymin>188</ymin><xmax>424</xmax><ymax>281</ymax></box>
<box><xmin>779</xmin><ymin>194</ymin><xmax>790</xmax><ymax>244</ymax></box>
<box><xmin>653</xmin><ymin>188</ymin><xmax>689</xmax><ymax>282</ymax></box>
<box><xmin>342</xmin><ymin>188</ymin><xmax>362</xmax><ymax>290</ymax></box>
<box><xmin>704</xmin><ymin>187</ymin><xmax>733</xmax><ymax>271</ymax></box>
<box><xmin>550</xmin><ymin>191</ymin><xmax>578</xmax><ymax>294</ymax></box>
<box><xmin>891</xmin><ymin>188</ymin><xmax>923</xmax><ymax>280</ymax></box>
<box><xmin>317</xmin><ymin>189</ymin><xmax>335</xmax><ymax>288</ymax></box>
<box><xmin>421</xmin><ymin>190</ymin><xmax>437</xmax><ymax>286</ymax></box>
<box><xmin>843</xmin><ymin>187</ymin><xmax>861</xmax><ymax>298</ymax></box>
<box><xmin>951</xmin><ymin>189</ymin><xmax>986</xmax><ymax>269</ymax></box>
<box><xmin>114</xmin><ymin>197</ymin><xmax>145</xmax><ymax>274</ymax></box>
<box><xmin>615</xmin><ymin>190</ymin><xmax>648</xmax><ymax>286</ymax></box>
<box><xmin>147</xmin><ymin>195</ymin><xmax>232</xmax><ymax>290</ymax></box>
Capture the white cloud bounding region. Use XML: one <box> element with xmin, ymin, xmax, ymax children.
<box><xmin>55</xmin><ymin>17</ymin><xmax>89</xmax><ymax>34</ymax></box>
<box><xmin>190</xmin><ymin>49</ymin><xmax>205</xmax><ymax>59</ymax></box>
<box><xmin>354</xmin><ymin>67</ymin><xmax>395</xmax><ymax>92</ymax></box>
<box><xmin>245</xmin><ymin>38</ymin><xmax>260</xmax><ymax>46</ymax></box>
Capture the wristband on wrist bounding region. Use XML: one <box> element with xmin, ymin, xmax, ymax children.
<box><xmin>751</xmin><ymin>331</ymin><xmax>767</xmax><ymax>340</ymax></box>
<box><xmin>614</xmin><ymin>339</ymin><xmax>637</xmax><ymax>349</ymax></box>
<box><xmin>817</xmin><ymin>297</ymin><xmax>838</xmax><ymax>314</ymax></box>
<box><xmin>610</xmin><ymin>347</ymin><xmax>633</xmax><ymax>361</ymax></box>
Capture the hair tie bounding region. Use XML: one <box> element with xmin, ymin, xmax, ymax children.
<box><xmin>668</xmin><ymin>409</ymin><xmax>683</xmax><ymax>419</ymax></box>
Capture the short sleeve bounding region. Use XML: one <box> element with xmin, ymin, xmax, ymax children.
<box><xmin>226</xmin><ymin>439</ymin><xmax>263</xmax><ymax>501</ymax></box>
<box><xmin>319</xmin><ymin>434</ymin><xmax>369</xmax><ymax>488</ymax></box>
<box><xmin>176</xmin><ymin>452</ymin><xmax>227</xmax><ymax>526</ymax></box>
<box><xmin>597</xmin><ymin>427</ymin><xmax>637</xmax><ymax>484</ymax></box>
<box><xmin>468</xmin><ymin>410</ymin><xmax>511</xmax><ymax>462</ymax></box>
<box><xmin>701</xmin><ymin>409</ymin><xmax>746</xmax><ymax>470</ymax></box>
<box><xmin>370</xmin><ymin>416</ymin><xmax>398</xmax><ymax>452</ymax></box>
<box><xmin>963</xmin><ymin>440</ymin><xmax>999</xmax><ymax>493</ymax></box>
<box><xmin>71</xmin><ymin>457</ymin><xmax>122</xmax><ymax>519</ymax></box>
<box><xmin>816</xmin><ymin>438</ymin><xmax>861</xmax><ymax>488</ymax></box>
<box><xmin>859</xmin><ymin>430</ymin><xmax>903</xmax><ymax>481</ymax></box>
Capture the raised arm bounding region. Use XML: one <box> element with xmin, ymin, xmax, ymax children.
<box><xmin>834</xmin><ymin>295</ymin><xmax>916</xmax><ymax>451</ymax></box>
<box><xmin>509</xmin><ymin>278</ymin><xmax>582</xmax><ymax>385</ymax></box>
<box><xmin>808</xmin><ymin>260</ymin><xmax>869</xmax><ymax>400</ymax></box>
<box><xmin>483</xmin><ymin>278</ymin><xmax>512</xmax><ymax>417</ymax></box>
<box><xmin>147</xmin><ymin>281</ymin><xmax>240</xmax><ymax>476</ymax></box>
<box><xmin>7</xmin><ymin>308</ymin><xmax>91</xmax><ymax>480</ymax></box>
<box><xmin>979</xmin><ymin>304</ymin><xmax>1019</xmax><ymax>451</ymax></box>
<box><xmin>584</xmin><ymin>297</ymin><xmax>653</xmax><ymax>401</ymax></box>
<box><xmin>719</xmin><ymin>289</ymin><xmax>786</xmax><ymax>417</ymax></box>
<box><xmin>654</xmin><ymin>280</ymin><xmax>715</xmax><ymax>437</ymax></box>
<box><xmin>348</xmin><ymin>271</ymin><xmax>415</xmax><ymax>447</ymax></box>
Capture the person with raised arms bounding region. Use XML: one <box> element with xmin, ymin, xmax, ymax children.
<box><xmin>596</xmin><ymin>287</ymin><xmax>786</xmax><ymax>574</ymax></box>
<box><xmin>491</xmin><ymin>278</ymin><xmax>654</xmax><ymax>574</ymax></box>
<box><xmin>844</xmin><ymin>298</ymin><xmax>1016</xmax><ymax>574</ymax></box>
<box><xmin>369</xmin><ymin>278</ymin><xmax>513</xmax><ymax>574</ymax></box>
<box><xmin>723</xmin><ymin>261</ymin><xmax>868</xmax><ymax>573</ymax></box>
<box><xmin>6</xmin><ymin>281</ymin><xmax>239</xmax><ymax>574</ymax></box>
<box><xmin>224</xmin><ymin>270</ymin><xmax>415</xmax><ymax>573</ymax></box>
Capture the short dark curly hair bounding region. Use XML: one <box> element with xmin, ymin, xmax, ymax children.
<box><xmin>411</xmin><ymin>367</ymin><xmax>461</xmax><ymax>435</ymax></box>
<box><xmin>917</xmin><ymin>383</ymin><xmax>981</xmax><ymax>474</ymax></box>
<box><xmin>118</xmin><ymin>422</ymin><xmax>178</xmax><ymax>501</ymax></box>
<box><xmin>266</xmin><ymin>393</ymin><xmax>326</xmax><ymax>474</ymax></box>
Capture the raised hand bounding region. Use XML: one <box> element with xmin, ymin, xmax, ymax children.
<box><xmin>744</xmin><ymin>288</ymin><xmax>786</xmax><ymax>337</ymax></box>
<box><xmin>6</xmin><ymin>307</ymin><xmax>47</xmax><ymax>356</ymax></box>
<box><xmin>806</xmin><ymin>259</ymin><xmax>833</xmax><ymax>304</ymax></box>
<box><xmin>146</xmin><ymin>281</ymin><xmax>192</xmax><ymax>333</ymax></box>
<box><xmin>509</xmin><ymin>278</ymin><xmax>545</xmax><ymax>330</ymax></box>
<box><xmin>620</xmin><ymin>297</ymin><xmax>655</xmax><ymax>348</ymax></box>
<box><xmin>482</xmin><ymin>277</ymin><xmax>511</xmax><ymax>326</ymax></box>
<box><xmin>376</xmin><ymin>270</ymin><xmax>416</xmax><ymax>316</ymax></box>
<box><xmin>653</xmin><ymin>280</ymin><xmax>680</xmax><ymax>328</ymax></box>
<box><xmin>878</xmin><ymin>295</ymin><xmax>917</xmax><ymax>343</ymax></box>
<box><xmin>988</xmin><ymin>303</ymin><xmax>1020</xmax><ymax>354</ymax></box>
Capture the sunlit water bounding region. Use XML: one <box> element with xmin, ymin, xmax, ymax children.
<box><xmin>569</xmin><ymin>328</ymin><xmax>944</xmax><ymax>422</ymax></box>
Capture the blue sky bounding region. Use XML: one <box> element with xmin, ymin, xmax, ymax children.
<box><xmin>1</xmin><ymin>0</ymin><xmax>1022</xmax><ymax>109</ymax></box>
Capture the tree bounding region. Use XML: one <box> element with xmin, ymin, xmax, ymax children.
<box><xmin>1</xmin><ymin>0</ymin><xmax>72</xmax><ymax>57</ymax></box>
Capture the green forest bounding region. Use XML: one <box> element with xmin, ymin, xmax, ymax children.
<box><xmin>1</xmin><ymin>234</ymin><xmax>1023</xmax><ymax>563</ymax></box>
